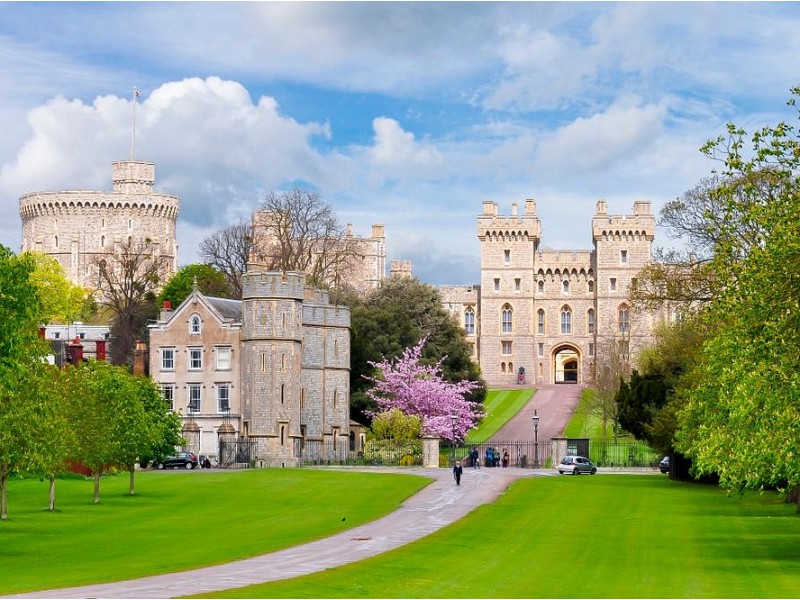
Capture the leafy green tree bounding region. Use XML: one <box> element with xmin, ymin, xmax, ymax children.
<box><xmin>0</xmin><ymin>246</ymin><xmax>53</xmax><ymax>520</ymax></box>
<box><xmin>157</xmin><ymin>263</ymin><xmax>233</xmax><ymax>308</ymax></box>
<box><xmin>370</xmin><ymin>409</ymin><xmax>421</xmax><ymax>441</ymax></box>
<box><xmin>346</xmin><ymin>276</ymin><xmax>486</xmax><ymax>424</ymax></box>
<box><xmin>673</xmin><ymin>86</ymin><xmax>800</xmax><ymax>506</ymax></box>
<box><xmin>23</xmin><ymin>251</ymin><xmax>91</xmax><ymax>324</ymax></box>
<box><xmin>66</xmin><ymin>361</ymin><xmax>143</xmax><ymax>503</ymax></box>
<box><xmin>131</xmin><ymin>375</ymin><xmax>183</xmax><ymax>480</ymax></box>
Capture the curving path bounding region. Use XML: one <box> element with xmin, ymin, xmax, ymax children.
<box><xmin>5</xmin><ymin>467</ymin><xmax>544</xmax><ymax>599</ymax></box>
<box><xmin>5</xmin><ymin>384</ymin><xmax>585</xmax><ymax>599</ymax></box>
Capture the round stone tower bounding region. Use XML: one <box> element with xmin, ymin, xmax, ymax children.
<box><xmin>18</xmin><ymin>160</ymin><xmax>179</xmax><ymax>291</ymax></box>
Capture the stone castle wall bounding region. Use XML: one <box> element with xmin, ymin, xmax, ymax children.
<box><xmin>462</xmin><ymin>198</ymin><xmax>658</xmax><ymax>388</ymax></box>
<box><xmin>19</xmin><ymin>160</ymin><xmax>178</xmax><ymax>291</ymax></box>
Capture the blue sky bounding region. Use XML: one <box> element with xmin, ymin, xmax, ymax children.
<box><xmin>2</xmin><ymin>2</ymin><xmax>799</xmax><ymax>284</ymax></box>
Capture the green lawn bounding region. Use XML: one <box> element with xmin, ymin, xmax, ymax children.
<box><xmin>197</xmin><ymin>476</ymin><xmax>800</xmax><ymax>599</ymax></box>
<box><xmin>466</xmin><ymin>388</ymin><xmax>534</xmax><ymax>442</ymax></box>
<box><xmin>0</xmin><ymin>469</ymin><xmax>428</xmax><ymax>595</ymax></box>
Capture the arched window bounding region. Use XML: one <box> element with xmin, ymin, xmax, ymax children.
<box><xmin>562</xmin><ymin>280</ymin><xmax>569</xmax><ymax>294</ymax></box>
<box><xmin>588</xmin><ymin>280</ymin><xmax>595</xmax><ymax>293</ymax></box>
<box><xmin>561</xmin><ymin>306</ymin><xmax>572</xmax><ymax>334</ymax></box>
<box><xmin>501</xmin><ymin>362</ymin><xmax>506</xmax><ymax>373</ymax></box>
<box><xmin>501</xmin><ymin>304</ymin><xmax>513</xmax><ymax>333</ymax></box>
<box><xmin>464</xmin><ymin>307</ymin><xmax>475</xmax><ymax>334</ymax></box>
<box><xmin>190</xmin><ymin>314</ymin><xmax>201</xmax><ymax>335</ymax></box>
<box><xmin>537</xmin><ymin>280</ymin><xmax>545</xmax><ymax>294</ymax></box>
<box><xmin>587</xmin><ymin>309</ymin><xmax>595</xmax><ymax>334</ymax></box>
<box><xmin>537</xmin><ymin>309</ymin><xmax>545</xmax><ymax>335</ymax></box>
<box><xmin>619</xmin><ymin>304</ymin><xmax>630</xmax><ymax>333</ymax></box>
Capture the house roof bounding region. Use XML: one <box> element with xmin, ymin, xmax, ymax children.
<box><xmin>205</xmin><ymin>296</ymin><xmax>242</xmax><ymax>323</ymax></box>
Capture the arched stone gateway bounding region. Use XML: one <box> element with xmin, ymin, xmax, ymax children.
<box><xmin>553</xmin><ymin>345</ymin><xmax>580</xmax><ymax>384</ymax></box>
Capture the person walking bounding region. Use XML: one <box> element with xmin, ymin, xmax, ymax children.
<box><xmin>453</xmin><ymin>461</ymin><xmax>463</xmax><ymax>486</ymax></box>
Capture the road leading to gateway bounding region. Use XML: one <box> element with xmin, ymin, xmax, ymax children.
<box><xmin>492</xmin><ymin>383</ymin><xmax>585</xmax><ymax>442</ymax></box>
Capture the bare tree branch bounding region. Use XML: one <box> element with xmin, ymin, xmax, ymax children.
<box><xmin>199</xmin><ymin>220</ymin><xmax>252</xmax><ymax>298</ymax></box>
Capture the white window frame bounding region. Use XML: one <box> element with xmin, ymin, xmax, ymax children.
<box><xmin>464</xmin><ymin>307</ymin><xmax>475</xmax><ymax>335</ymax></box>
<box><xmin>161</xmin><ymin>384</ymin><xmax>175</xmax><ymax>411</ymax></box>
<box><xmin>217</xmin><ymin>384</ymin><xmax>230</xmax><ymax>413</ymax></box>
<box><xmin>561</xmin><ymin>306</ymin><xmax>572</xmax><ymax>335</ymax></box>
<box><xmin>190</xmin><ymin>314</ymin><xmax>202</xmax><ymax>335</ymax></box>
<box><xmin>188</xmin><ymin>347</ymin><xmax>203</xmax><ymax>371</ymax></box>
<box><xmin>501</xmin><ymin>341</ymin><xmax>512</xmax><ymax>355</ymax></box>
<box><xmin>161</xmin><ymin>348</ymin><xmax>175</xmax><ymax>371</ymax></box>
<box><xmin>216</xmin><ymin>346</ymin><xmax>232</xmax><ymax>371</ymax></box>
<box><xmin>188</xmin><ymin>384</ymin><xmax>201</xmax><ymax>414</ymax></box>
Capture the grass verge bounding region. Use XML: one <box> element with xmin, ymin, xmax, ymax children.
<box><xmin>196</xmin><ymin>475</ymin><xmax>800</xmax><ymax>599</ymax></box>
<box><xmin>0</xmin><ymin>469</ymin><xmax>428</xmax><ymax>595</ymax></box>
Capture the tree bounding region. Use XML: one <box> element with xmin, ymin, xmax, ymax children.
<box><xmin>93</xmin><ymin>237</ymin><xmax>167</xmax><ymax>366</ymax></box>
<box><xmin>157</xmin><ymin>263</ymin><xmax>234</xmax><ymax>308</ymax></box>
<box><xmin>370</xmin><ymin>408</ymin><xmax>421</xmax><ymax>442</ymax></box>
<box><xmin>251</xmin><ymin>189</ymin><xmax>363</xmax><ymax>290</ymax></box>
<box><xmin>23</xmin><ymin>251</ymin><xmax>91</xmax><ymax>324</ymax></box>
<box><xmin>365</xmin><ymin>337</ymin><xmax>484</xmax><ymax>442</ymax></box>
<box><xmin>347</xmin><ymin>276</ymin><xmax>486</xmax><ymax>424</ymax></box>
<box><xmin>66</xmin><ymin>361</ymin><xmax>145</xmax><ymax>503</ymax></box>
<box><xmin>672</xmin><ymin>86</ymin><xmax>800</xmax><ymax>506</ymax></box>
<box><xmin>199</xmin><ymin>220</ymin><xmax>253</xmax><ymax>298</ymax></box>
<box><xmin>131</xmin><ymin>375</ymin><xmax>183</xmax><ymax>483</ymax></box>
<box><xmin>0</xmin><ymin>245</ymin><xmax>54</xmax><ymax>520</ymax></box>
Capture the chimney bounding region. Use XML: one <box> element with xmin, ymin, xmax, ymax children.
<box><xmin>160</xmin><ymin>299</ymin><xmax>173</xmax><ymax>322</ymax></box>
<box><xmin>133</xmin><ymin>340</ymin><xmax>148</xmax><ymax>376</ymax></box>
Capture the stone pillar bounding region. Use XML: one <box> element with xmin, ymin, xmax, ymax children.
<box><xmin>421</xmin><ymin>436</ymin><xmax>441</xmax><ymax>469</ymax></box>
<box><xmin>182</xmin><ymin>420</ymin><xmax>200</xmax><ymax>457</ymax></box>
<box><xmin>217</xmin><ymin>422</ymin><xmax>236</xmax><ymax>468</ymax></box>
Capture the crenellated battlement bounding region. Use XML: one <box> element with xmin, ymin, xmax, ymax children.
<box><xmin>477</xmin><ymin>200</ymin><xmax>541</xmax><ymax>241</ymax></box>
<box><xmin>242</xmin><ymin>269</ymin><xmax>306</xmax><ymax>301</ymax></box>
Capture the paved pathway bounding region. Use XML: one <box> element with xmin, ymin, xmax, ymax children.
<box><xmin>5</xmin><ymin>467</ymin><xmax>544</xmax><ymax>599</ymax></box>
<box><xmin>6</xmin><ymin>384</ymin><xmax>585</xmax><ymax>599</ymax></box>
<box><xmin>493</xmin><ymin>383</ymin><xmax>584</xmax><ymax>442</ymax></box>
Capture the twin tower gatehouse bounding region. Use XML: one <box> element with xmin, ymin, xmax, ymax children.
<box><xmin>444</xmin><ymin>198</ymin><xmax>658</xmax><ymax>388</ymax></box>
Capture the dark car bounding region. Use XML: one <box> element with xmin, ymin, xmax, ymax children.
<box><xmin>659</xmin><ymin>456</ymin><xmax>670</xmax><ymax>474</ymax></box>
<box><xmin>558</xmin><ymin>455</ymin><xmax>597</xmax><ymax>475</ymax></box>
<box><xmin>157</xmin><ymin>452</ymin><xmax>198</xmax><ymax>470</ymax></box>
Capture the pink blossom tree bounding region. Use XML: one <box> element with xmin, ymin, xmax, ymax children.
<box><xmin>365</xmin><ymin>337</ymin><xmax>484</xmax><ymax>442</ymax></box>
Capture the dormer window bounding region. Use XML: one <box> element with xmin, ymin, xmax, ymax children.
<box><xmin>190</xmin><ymin>314</ymin><xmax>202</xmax><ymax>335</ymax></box>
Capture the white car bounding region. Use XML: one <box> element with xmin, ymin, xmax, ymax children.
<box><xmin>558</xmin><ymin>455</ymin><xmax>597</xmax><ymax>475</ymax></box>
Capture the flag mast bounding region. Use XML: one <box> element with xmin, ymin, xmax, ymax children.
<box><xmin>130</xmin><ymin>87</ymin><xmax>139</xmax><ymax>160</ymax></box>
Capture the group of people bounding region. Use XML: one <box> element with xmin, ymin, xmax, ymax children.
<box><xmin>454</xmin><ymin>446</ymin><xmax>513</xmax><ymax>485</ymax></box>
<box><xmin>466</xmin><ymin>447</ymin><xmax>510</xmax><ymax>469</ymax></box>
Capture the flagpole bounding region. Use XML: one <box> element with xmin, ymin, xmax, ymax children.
<box><xmin>130</xmin><ymin>87</ymin><xmax>138</xmax><ymax>160</ymax></box>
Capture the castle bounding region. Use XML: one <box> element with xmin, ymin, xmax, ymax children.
<box><xmin>18</xmin><ymin>160</ymin><xmax>179</xmax><ymax>292</ymax></box>
<box><xmin>443</xmin><ymin>199</ymin><xmax>660</xmax><ymax>388</ymax></box>
<box><xmin>147</xmin><ymin>269</ymin><xmax>353</xmax><ymax>467</ymax></box>
<box><xmin>19</xmin><ymin>157</ymin><xmax>664</xmax><ymax>462</ymax></box>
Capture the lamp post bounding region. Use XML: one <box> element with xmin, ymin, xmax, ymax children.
<box><xmin>532</xmin><ymin>410</ymin><xmax>540</xmax><ymax>469</ymax></box>
<box><xmin>449</xmin><ymin>414</ymin><xmax>458</xmax><ymax>466</ymax></box>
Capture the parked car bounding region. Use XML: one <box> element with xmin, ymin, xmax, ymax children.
<box><xmin>156</xmin><ymin>452</ymin><xmax>198</xmax><ymax>470</ymax></box>
<box><xmin>558</xmin><ymin>455</ymin><xmax>597</xmax><ymax>475</ymax></box>
<box><xmin>659</xmin><ymin>456</ymin><xmax>670</xmax><ymax>474</ymax></box>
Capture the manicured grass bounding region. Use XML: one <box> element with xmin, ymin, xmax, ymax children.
<box><xmin>200</xmin><ymin>476</ymin><xmax>800</xmax><ymax>599</ymax></box>
<box><xmin>0</xmin><ymin>469</ymin><xmax>428</xmax><ymax>595</ymax></box>
<box><xmin>466</xmin><ymin>388</ymin><xmax>534</xmax><ymax>442</ymax></box>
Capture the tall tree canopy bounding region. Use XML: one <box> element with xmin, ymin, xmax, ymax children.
<box><xmin>672</xmin><ymin>86</ymin><xmax>800</xmax><ymax>503</ymax></box>
<box><xmin>157</xmin><ymin>263</ymin><xmax>234</xmax><ymax>308</ymax></box>
<box><xmin>93</xmin><ymin>237</ymin><xmax>167</xmax><ymax>366</ymax></box>
<box><xmin>251</xmin><ymin>188</ymin><xmax>363</xmax><ymax>290</ymax></box>
<box><xmin>345</xmin><ymin>276</ymin><xmax>486</xmax><ymax>424</ymax></box>
<box><xmin>23</xmin><ymin>251</ymin><xmax>91</xmax><ymax>324</ymax></box>
<box><xmin>199</xmin><ymin>220</ymin><xmax>252</xmax><ymax>298</ymax></box>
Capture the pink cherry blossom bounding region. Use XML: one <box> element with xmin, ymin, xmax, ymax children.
<box><xmin>365</xmin><ymin>337</ymin><xmax>484</xmax><ymax>442</ymax></box>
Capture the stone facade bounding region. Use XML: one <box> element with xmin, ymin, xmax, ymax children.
<box><xmin>19</xmin><ymin>160</ymin><xmax>179</xmax><ymax>292</ymax></box>
<box><xmin>447</xmin><ymin>199</ymin><xmax>659</xmax><ymax>388</ymax></box>
<box><xmin>148</xmin><ymin>268</ymin><xmax>351</xmax><ymax>466</ymax></box>
<box><xmin>250</xmin><ymin>209</ymin><xmax>386</xmax><ymax>295</ymax></box>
